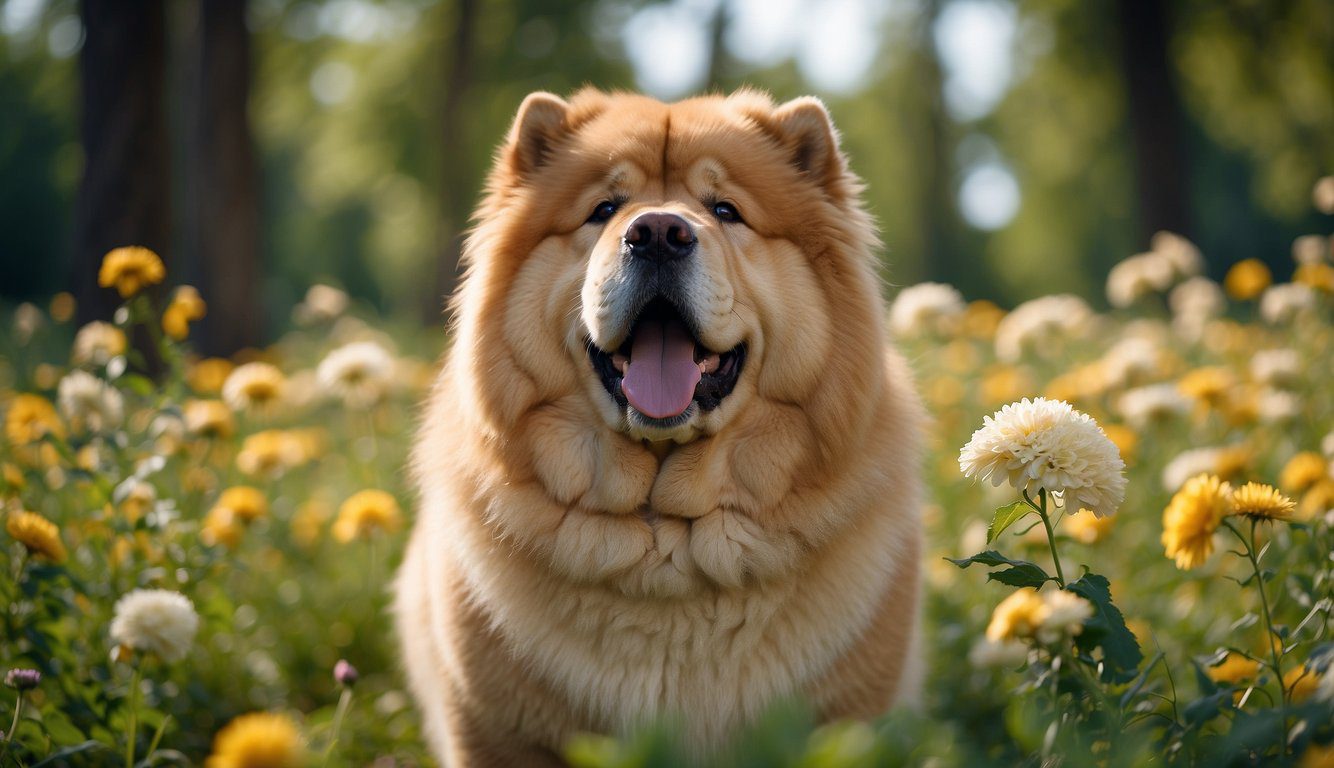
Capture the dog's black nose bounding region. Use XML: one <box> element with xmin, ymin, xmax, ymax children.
<box><xmin>624</xmin><ymin>212</ymin><xmax>695</xmax><ymax>263</ymax></box>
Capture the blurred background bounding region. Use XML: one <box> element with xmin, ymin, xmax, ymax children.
<box><xmin>0</xmin><ymin>0</ymin><xmax>1331</xmax><ymax>355</ymax></box>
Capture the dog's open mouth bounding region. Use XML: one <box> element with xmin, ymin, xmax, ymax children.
<box><xmin>587</xmin><ymin>298</ymin><xmax>745</xmax><ymax>423</ymax></box>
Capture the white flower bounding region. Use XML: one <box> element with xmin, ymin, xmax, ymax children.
<box><xmin>994</xmin><ymin>295</ymin><xmax>1093</xmax><ymax>362</ymax></box>
<box><xmin>969</xmin><ymin>638</ymin><xmax>1029</xmax><ymax>669</ymax></box>
<box><xmin>1250</xmin><ymin>349</ymin><xmax>1301</xmax><ymax>388</ymax></box>
<box><xmin>1161</xmin><ymin>447</ymin><xmax>1226</xmax><ymax>491</ymax></box>
<box><xmin>1259</xmin><ymin>283</ymin><xmax>1316</xmax><ymax>324</ymax></box>
<box><xmin>1292</xmin><ymin>235</ymin><xmax>1328</xmax><ymax>266</ymax></box>
<box><xmin>1035</xmin><ymin>590</ymin><xmax>1094</xmax><ymax>644</ymax></box>
<box><xmin>109</xmin><ymin>589</ymin><xmax>199</xmax><ymax>663</ymax></box>
<box><xmin>959</xmin><ymin>397</ymin><xmax>1126</xmax><ymax>517</ymax></box>
<box><xmin>1100</xmin><ymin>337</ymin><xmax>1160</xmax><ymax>388</ymax></box>
<box><xmin>1323</xmin><ymin>431</ymin><xmax>1334</xmax><ymax>459</ymax></box>
<box><xmin>71</xmin><ymin>321</ymin><xmax>126</xmax><ymax>366</ymax></box>
<box><xmin>1169</xmin><ymin>277</ymin><xmax>1225</xmax><ymax>320</ymax></box>
<box><xmin>222</xmin><ymin>362</ymin><xmax>286</xmax><ymax>413</ymax></box>
<box><xmin>1106</xmin><ymin>252</ymin><xmax>1174</xmax><ymax>308</ymax></box>
<box><xmin>1150</xmin><ymin>231</ymin><xmax>1204</xmax><ymax>278</ymax></box>
<box><xmin>293</xmin><ymin>284</ymin><xmax>350</xmax><ymax>325</ymax></box>
<box><xmin>317</xmin><ymin>341</ymin><xmax>395</xmax><ymax>408</ymax></box>
<box><xmin>1256</xmin><ymin>389</ymin><xmax>1300</xmax><ymax>423</ymax></box>
<box><xmin>888</xmin><ymin>282</ymin><xmax>965</xmax><ymax>337</ymax></box>
<box><xmin>1116</xmin><ymin>384</ymin><xmax>1191</xmax><ymax>428</ymax></box>
<box><xmin>56</xmin><ymin>370</ymin><xmax>123</xmax><ymax>432</ymax></box>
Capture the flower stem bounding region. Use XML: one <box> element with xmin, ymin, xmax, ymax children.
<box><xmin>2</xmin><ymin>692</ymin><xmax>24</xmax><ymax>761</ymax></box>
<box><xmin>124</xmin><ymin>665</ymin><xmax>142</xmax><ymax>768</ymax></box>
<box><xmin>1034</xmin><ymin>489</ymin><xmax>1067</xmax><ymax>588</ymax></box>
<box><xmin>1224</xmin><ymin>518</ymin><xmax>1287</xmax><ymax>756</ymax></box>
<box><xmin>322</xmin><ymin>687</ymin><xmax>354</xmax><ymax>766</ymax></box>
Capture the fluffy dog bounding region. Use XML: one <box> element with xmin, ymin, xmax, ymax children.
<box><xmin>395</xmin><ymin>88</ymin><xmax>924</xmax><ymax>766</ymax></box>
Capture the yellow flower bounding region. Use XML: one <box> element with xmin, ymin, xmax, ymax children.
<box><xmin>215</xmin><ymin>486</ymin><xmax>268</xmax><ymax>523</ymax></box>
<box><xmin>187</xmin><ymin>358</ymin><xmax>235</xmax><ymax>394</ymax></box>
<box><xmin>1064</xmin><ymin>509</ymin><xmax>1114</xmax><ymax>544</ymax></box>
<box><xmin>6</xmin><ymin>510</ymin><xmax>67</xmax><ymax>563</ymax></box>
<box><xmin>1223</xmin><ymin>258</ymin><xmax>1271</xmax><ymax>300</ymax></box>
<box><xmin>162</xmin><ymin>285</ymin><xmax>207</xmax><ymax>340</ymax></box>
<box><xmin>205</xmin><ymin>711</ymin><xmax>306</xmax><ymax>768</ymax></box>
<box><xmin>1178</xmin><ymin>367</ymin><xmax>1235</xmax><ymax>409</ymax></box>
<box><xmin>332</xmin><ymin>489</ymin><xmax>402</xmax><ymax>543</ymax></box>
<box><xmin>5</xmin><ymin>394</ymin><xmax>64</xmax><ymax>445</ymax></box>
<box><xmin>236</xmin><ymin>430</ymin><xmax>306</xmax><ymax>477</ymax></box>
<box><xmin>1230</xmin><ymin>482</ymin><xmax>1296</xmax><ymax>522</ymax></box>
<box><xmin>985</xmin><ymin>589</ymin><xmax>1046</xmax><ymax>642</ymax></box>
<box><xmin>49</xmin><ymin>292</ymin><xmax>75</xmax><ymax>322</ymax></box>
<box><xmin>184</xmin><ymin>399</ymin><xmax>235</xmax><ymax>440</ymax></box>
<box><xmin>223</xmin><ymin>362</ymin><xmax>286</xmax><ymax>413</ymax></box>
<box><xmin>1284</xmin><ymin>664</ymin><xmax>1322</xmax><ymax>703</ymax></box>
<box><xmin>1301</xmin><ymin>744</ymin><xmax>1334</xmax><ymax>768</ymax></box>
<box><xmin>1294</xmin><ymin>262</ymin><xmax>1334</xmax><ymax>293</ymax></box>
<box><xmin>98</xmin><ymin>246</ymin><xmax>166</xmax><ymax>298</ymax></box>
<box><xmin>1281</xmin><ymin>452</ymin><xmax>1329</xmax><ymax>494</ymax></box>
<box><xmin>1162</xmin><ymin>473</ymin><xmax>1232</xmax><ymax>570</ymax></box>
<box><xmin>290</xmin><ymin>500</ymin><xmax>331</xmax><ymax>548</ymax></box>
<box><xmin>1101</xmin><ymin>424</ymin><xmax>1138</xmax><ymax>465</ymax></box>
<box><xmin>71</xmin><ymin>321</ymin><xmax>127</xmax><ymax>366</ymax></box>
<box><xmin>1300</xmin><ymin>480</ymin><xmax>1334</xmax><ymax>521</ymax></box>
<box><xmin>962</xmin><ymin>300</ymin><xmax>1005</xmax><ymax>340</ymax></box>
<box><xmin>119</xmin><ymin>480</ymin><xmax>156</xmax><ymax>523</ymax></box>
<box><xmin>1205</xmin><ymin>653</ymin><xmax>1260</xmax><ymax>684</ymax></box>
<box><xmin>201</xmin><ymin>506</ymin><xmax>244</xmax><ymax>549</ymax></box>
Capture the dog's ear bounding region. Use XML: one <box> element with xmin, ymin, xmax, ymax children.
<box><xmin>504</xmin><ymin>92</ymin><xmax>570</xmax><ymax>179</ymax></box>
<box><xmin>768</xmin><ymin>97</ymin><xmax>846</xmax><ymax>191</ymax></box>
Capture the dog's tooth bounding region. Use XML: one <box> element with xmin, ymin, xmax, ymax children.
<box><xmin>699</xmin><ymin>354</ymin><xmax>721</xmax><ymax>374</ymax></box>
<box><xmin>612</xmin><ymin>354</ymin><xmax>629</xmax><ymax>375</ymax></box>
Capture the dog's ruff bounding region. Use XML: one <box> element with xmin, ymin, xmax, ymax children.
<box><xmin>395</xmin><ymin>88</ymin><xmax>924</xmax><ymax>766</ymax></box>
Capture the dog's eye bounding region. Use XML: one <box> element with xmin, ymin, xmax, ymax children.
<box><xmin>587</xmin><ymin>201</ymin><xmax>619</xmax><ymax>224</ymax></box>
<box><xmin>712</xmin><ymin>201</ymin><xmax>741</xmax><ymax>223</ymax></box>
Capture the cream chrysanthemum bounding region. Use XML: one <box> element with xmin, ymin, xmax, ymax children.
<box><xmin>888</xmin><ymin>282</ymin><xmax>965</xmax><ymax>336</ymax></box>
<box><xmin>109</xmin><ymin>589</ymin><xmax>200</xmax><ymax>663</ymax></box>
<box><xmin>1161</xmin><ymin>473</ymin><xmax>1232</xmax><ymax>570</ymax></box>
<box><xmin>985</xmin><ymin>588</ymin><xmax>1092</xmax><ymax>644</ymax></box>
<box><xmin>1230</xmin><ymin>482</ymin><xmax>1296</xmax><ymax>521</ymax></box>
<box><xmin>71</xmin><ymin>321</ymin><xmax>127</xmax><ymax>366</ymax></box>
<box><xmin>959</xmin><ymin>397</ymin><xmax>1126</xmax><ymax>517</ymax></box>
<box><xmin>222</xmin><ymin>362</ymin><xmax>286</xmax><ymax>413</ymax></box>
<box><xmin>994</xmin><ymin>295</ymin><xmax>1093</xmax><ymax>362</ymax></box>
<box><xmin>57</xmin><ymin>370</ymin><xmax>124</xmax><ymax>432</ymax></box>
<box><xmin>1106</xmin><ymin>251</ymin><xmax>1174</xmax><ymax>308</ymax></box>
<box><xmin>1259</xmin><ymin>283</ymin><xmax>1316</xmax><ymax>324</ymax></box>
<box><xmin>316</xmin><ymin>341</ymin><xmax>394</xmax><ymax>408</ymax></box>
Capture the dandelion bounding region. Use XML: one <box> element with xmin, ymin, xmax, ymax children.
<box><xmin>888</xmin><ymin>282</ymin><xmax>965</xmax><ymax>336</ymax></box>
<box><xmin>1259</xmin><ymin>283</ymin><xmax>1316</xmax><ymax>324</ymax></box>
<box><xmin>333</xmin><ymin>489</ymin><xmax>402</xmax><ymax>542</ymax></box>
<box><xmin>98</xmin><ymin>246</ymin><xmax>166</xmax><ymax>298</ymax></box>
<box><xmin>184</xmin><ymin>399</ymin><xmax>235</xmax><ymax>439</ymax></box>
<box><xmin>1281</xmin><ymin>452</ymin><xmax>1329</xmax><ymax>494</ymax></box>
<box><xmin>959</xmin><ymin>397</ymin><xmax>1126</xmax><ymax>518</ymax></box>
<box><xmin>205</xmin><ymin>711</ymin><xmax>307</xmax><ymax>768</ymax></box>
<box><xmin>162</xmin><ymin>285</ymin><xmax>207</xmax><ymax>340</ymax></box>
<box><xmin>961</xmin><ymin>299</ymin><xmax>1005</xmax><ymax>339</ymax></box>
<box><xmin>71</xmin><ymin>321</ymin><xmax>127</xmax><ymax>366</ymax></box>
<box><xmin>316</xmin><ymin>341</ymin><xmax>395</xmax><ymax>408</ymax></box>
<box><xmin>56</xmin><ymin>370</ymin><xmax>124</xmax><ymax>432</ymax></box>
<box><xmin>1177</xmin><ymin>366</ymin><xmax>1235</xmax><ymax>409</ymax></box>
<box><xmin>1161</xmin><ymin>473</ymin><xmax>1232</xmax><ymax>570</ymax></box>
<box><xmin>1223</xmin><ymin>258</ymin><xmax>1271</xmax><ymax>300</ymax></box>
<box><xmin>1206</xmin><ymin>653</ymin><xmax>1260</xmax><ymax>684</ymax></box>
<box><xmin>5</xmin><ymin>394</ymin><xmax>64</xmax><ymax>445</ymax></box>
<box><xmin>201</xmin><ymin>507</ymin><xmax>244</xmax><ymax>549</ymax></box>
<box><xmin>109</xmin><ymin>589</ymin><xmax>200</xmax><ymax>663</ymax></box>
<box><xmin>236</xmin><ymin>430</ymin><xmax>308</xmax><ymax>477</ymax></box>
<box><xmin>1230</xmin><ymin>482</ymin><xmax>1296</xmax><ymax>522</ymax></box>
<box><xmin>5</xmin><ymin>510</ymin><xmax>66</xmax><ymax>563</ymax></box>
<box><xmin>223</xmin><ymin>362</ymin><xmax>286</xmax><ymax>413</ymax></box>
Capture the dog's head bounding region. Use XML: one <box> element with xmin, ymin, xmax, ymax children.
<box><xmin>454</xmin><ymin>89</ymin><xmax>885</xmax><ymax>451</ymax></box>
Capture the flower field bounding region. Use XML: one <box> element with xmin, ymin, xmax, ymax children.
<box><xmin>3</xmin><ymin>186</ymin><xmax>1334</xmax><ymax>766</ymax></box>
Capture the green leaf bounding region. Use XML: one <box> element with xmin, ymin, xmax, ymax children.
<box><xmin>1067</xmin><ymin>574</ymin><xmax>1143</xmax><ymax>684</ymax></box>
<box><xmin>31</xmin><ymin>741</ymin><xmax>111</xmax><ymax>768</ymax></box>
<box><xmin>989</xmin><ymin>564</ymin><xmax>1053</xmax><ymax>588</ymax></box>
<box><xmin>987</xmin><ymin>501</ymin><xmax>1033</xmax><ymax>543</ymax></box>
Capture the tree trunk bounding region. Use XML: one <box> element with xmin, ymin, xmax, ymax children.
<box><xmin>1115</xmin><ymin>0</ymin><xmax>1192</xmax><ymax>244</ymax></box>
<box><xmin>72</xmin><ymin>0</ymin><xmax>171</xmax><ymax>326</ymax></box>
<box><xmin>428</xmin><ymin>0</ymin><xmax>480</xmax><ymax>326</ymax></box>
<box><xmin>190</xmin><ymin>0</ymin><xmax>262</xmax><ymax>355</ymax></box>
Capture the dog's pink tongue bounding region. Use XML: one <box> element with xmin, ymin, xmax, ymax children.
<box><xmin>623</xmin><ymin>316</ymin><xmax>701</xmax><ymax>419</ymax></box>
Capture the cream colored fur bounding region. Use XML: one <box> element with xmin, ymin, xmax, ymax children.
<box><xmin>395</xmin><ymin>88</ymin><xmax>924</xmax><ymax>767</ymax></box>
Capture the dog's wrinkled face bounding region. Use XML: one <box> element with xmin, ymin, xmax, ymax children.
<box><xmin>458</xmin><ymin>89</ymin><xmax>877</xmax><ymax>449</ymax></box>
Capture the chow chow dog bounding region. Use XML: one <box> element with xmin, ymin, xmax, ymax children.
<box><xmin>395</xmin><ymin>88</ymin><xmax>924</xmax><ymax>766</ymax></box>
